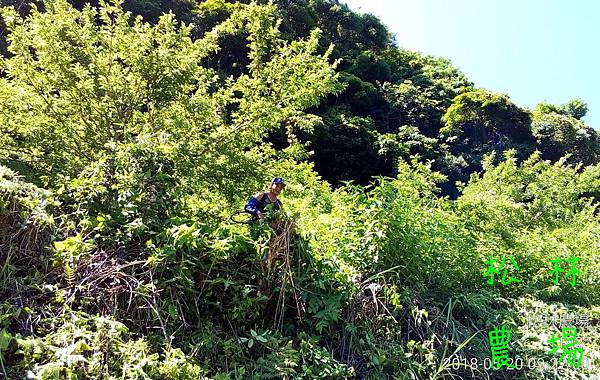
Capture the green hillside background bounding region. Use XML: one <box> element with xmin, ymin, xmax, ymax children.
<box><xmin>0</xmin><ymin>1</ymin><xmax>599</xmax><ymax>379</ymax></box>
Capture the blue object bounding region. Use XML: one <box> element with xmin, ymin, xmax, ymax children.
<box><xmin>244</xmin><ymin>192</ymin><xmax>282</xmax><ymax>217</ymax></box>
<box><xmin>272</xmin><ymin>177</ymin><xmax>286</xmax><ymax>186</ymax></box>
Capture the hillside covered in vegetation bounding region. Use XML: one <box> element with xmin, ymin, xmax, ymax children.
<box><xmin>1</xmin><ymin>0</ymin><xmax>599</xmax><ymax>379</ymax></box>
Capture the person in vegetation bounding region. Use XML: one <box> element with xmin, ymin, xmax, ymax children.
<box><xmin>244</xmin><ymin>177</ymin><xmax>285</xmax><ymax>222</ymax></box>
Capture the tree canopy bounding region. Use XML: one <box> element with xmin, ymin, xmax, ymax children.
<box><xmin>1</xmin><ymin>1</ymin><xmax>599</xmax><ymax>379</ymax></box>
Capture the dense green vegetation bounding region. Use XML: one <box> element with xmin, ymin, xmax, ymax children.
<box><xmin>3</xmin><ymin>0</ymin><xmax>599</xmax><ymax>194</ymax></box>
<box><xmin>1</xmin><ymin>0</ymin><xmax>599</xmax><ymax>379</ymax></box>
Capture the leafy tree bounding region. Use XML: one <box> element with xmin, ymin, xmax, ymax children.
<box><xmin>2</xmin><ymin>0</ymin><xmax>597</xmax><ymax>197</ymax></box>
<box><xmin>441</xmin><ymin>89</ymin><xmax>535</xmax><ymax>173</ymax></box>
<box><xmin>298</xmin><ymin>106</ymin><xmax>391</xmax><ymax>184</ymax></box>
<box><xmin>381</xmin><ymin>48</ymin><xmax>473</xmax><ymax>109</ymax></box>
<box><xmin>532</xmin><ymin>100</ymin><xmax>599</xmax><ymax>165</ymax></box>
<box><xmin>562</xmin><ymin>98</ymin><xmax>588</xmax><ymax>120</ymax></box>
<box><xmin>458</xmin><ymin>151</ymin><xmax>600</xmax><ymax>303</ymax></box>
<box><xmin>532</xmin><ymin>113</ymin><xmax>600</xmax><ymax>165</ymax></box>
<box><xmin>0</xmin><ymin>0</ymin><xmax>341</xmax><ymax>240</ymax></box>
<box><xmin>379</xmin><ymin>80</ymin><xmax>443</xmax><ymax>136</ymax></box>
<box><xmin>276</xmin><ymin>0</ymin><xmax>390</xmax><ymax>62</ymax></box>
<box><xmin>348</xmin><ymin>50</ymin><xmax>391</xmax><ymax>83</ymax></box>
<box><xmin>535</xmin><ymin>98</ymin><xmax>588</xmax><ymax>120</ymax></box>
<box><xmin>334</xmin><ymin>71</ymin><xmax>382</xmax><ymax>115</ymax></box>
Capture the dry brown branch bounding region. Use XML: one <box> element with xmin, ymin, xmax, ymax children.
<box><xmin>260</xmin><ymin>217</ymin><xmax>306</xmax><ymax>330</ymax></box>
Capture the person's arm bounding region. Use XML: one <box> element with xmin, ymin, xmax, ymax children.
<box><xmin>244</xmin><ymin>192</ymin><xmax>264</xmax><ymax>218</ymax></box>
<box><xmin>273</xmin><ymin>199</ymin><xmax>282</xmax><ymax>211</ymax></box>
